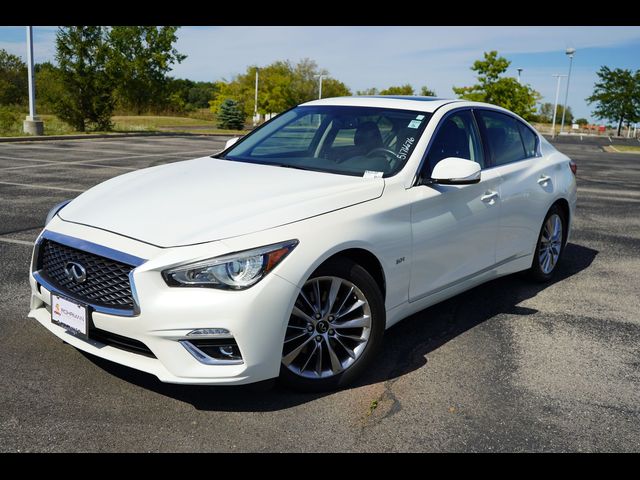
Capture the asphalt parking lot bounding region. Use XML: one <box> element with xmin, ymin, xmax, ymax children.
<box><xmin>1</xmin><ymin>134</ymin><xmax>638</xmax><ymax>452</ymax></box>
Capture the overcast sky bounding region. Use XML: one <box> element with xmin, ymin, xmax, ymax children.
<box><xmin>1</xmin><ymin>26</ymin><xmax>639</xmax><ymax>123</ymax></box>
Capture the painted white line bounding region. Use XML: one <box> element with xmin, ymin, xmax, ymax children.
<box><xmin>0</xmin><ymin>237</ymin><xmax>35</xmax><ymax>246</ymax></box>
<box><xmin>0</xmin><ymin>181</ymin><xmax>84</xmax><ymax>192</ymax></box>
<box><xmin>580</xmin><ymin>135</ymin><xmax>583</xmax><ymax>141</ymax></box>
<box><xmin>2</xmin><ymin>143</ymin><xmax>153</xmax><ymax>156</ymax></box>
<box><xmin>608</xmin><ymin>136</ymin><xmax>612</xmax><ymax>143</ymax></box>
<box><xmin>0</xmin><ymin>155</ymin><xmax>72</xmax><ymax>164</ymax></box>
<box><xmin>0</xmin><ymin>149</ymin><xmax>213</xmax><ymax>171</ymax></box>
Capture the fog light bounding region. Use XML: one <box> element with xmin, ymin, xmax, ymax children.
<box><xmin>188</xmin><ymin>328</ymin><xmax>231</xmax><ymax>337</ymax></box>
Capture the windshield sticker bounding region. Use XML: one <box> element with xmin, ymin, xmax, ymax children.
<box><xmin>416</xmin><ymin>115</ymin><xmax>425</xmax><ymax>120</ymax></box>
<box><xmin>363</xmin><ymin>170</ymin><xmax>384</xmax><ymax>179</ymax></box>
<box><xmin>407</xmin><ymin>119</ymin><xmax>422</xmax><ymax>129</ymax></box>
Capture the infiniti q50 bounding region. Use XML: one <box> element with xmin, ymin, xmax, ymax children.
<box><xmin>29</xmin><ymin>96</ymin><xmax>577</xmax><ymax>391</ymax></box>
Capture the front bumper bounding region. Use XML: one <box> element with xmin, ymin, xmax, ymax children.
<box><xmin>28</xmin><ymin>221</ymin><xmax>299</xmax><ymax>385</ymax></box>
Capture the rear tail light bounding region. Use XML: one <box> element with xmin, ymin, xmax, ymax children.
<box><xmin>569</xmin><ymin>160</ymin><xmax>577</xmax><ymax>176</ymax></box>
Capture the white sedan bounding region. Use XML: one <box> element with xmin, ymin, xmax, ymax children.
<box><xmin>29</xmin><ymin>96</ymin><xmax>577</xmax><ymax>391</ymax></box>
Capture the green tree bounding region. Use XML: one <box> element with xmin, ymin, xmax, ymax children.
<box><xmin>210</xmin><ymin>59</ymin><xmax>350</xmax><ymax>119</ymax></box>
<box><xmin>538</xmin><ymin>102</ymin><xmax>573</xmax><ymax>124</ymax></box>
<box><xmin>0</xmin><ymin>49</ymin><xmax>27</xmax><ymax>105</ymax></box>
<box><xmin>453</xmin><ymin>51</ymin><xmax>541</xmax><ymax>120</ymax></box>
<box><xmin>217</xmin><ymin>99</ymin><xmax>245</xmax><ymax>130</ymax></box>
<box><xmin>356</xmin><ymin>87</ymin><xmax>379</xmax><ymax>95</ymax></box>
<box><xmin>420</xmin><ymin>86</ymin><xmax>436</xmax><ymax>96</ymax></box>
<box><xmin>107</xmin><ymin>26</ymin><xmax>186</xmax><ymax>114</ymax></box>
<box><xmin>34</xmin><ymin>62</ymin><xmax>65</xmax><ymax>114</ymax></box>
<box><xmin>587</xmin><ymin>66</ymin><xmax>640</xmax><ymax>136</ymax></box>
<box><xmin>54</xmin><ymin>26</ymin><xmax>114</xmax><ymax>131</ymax></box>
<box><xmin>575</xmin><ymin>117</ymin><xmax>588</xmax><ymax>126</ymax></box>
<box><xmin>380</xmin><ymin>84</ymin><xmax>414</xmax><ymax>95</ymax></box>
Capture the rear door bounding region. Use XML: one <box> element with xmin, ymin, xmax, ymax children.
<box><xmin>475</xmin><ymin>109</ymin><xmax>554</xmax><ymax>262</ymax></box>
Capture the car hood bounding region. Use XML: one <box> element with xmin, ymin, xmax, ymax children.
<box><xmin>59</xmin><ymin>157</ymin><xmax>384</xmax><ymax>248</ymax></box>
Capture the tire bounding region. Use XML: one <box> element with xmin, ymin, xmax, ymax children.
<box><xmin>279</xmin><ymin>257</ymin><xmax>385</xmax><ymax>392</ymax></box>
<box><xmin>527</xmin><ymin>205</ymin><xmax>567</xmax><ymax>282</ymax></box>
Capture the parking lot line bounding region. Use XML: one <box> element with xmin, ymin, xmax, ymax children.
<box><xmin>0</xmin><ymin>181</ymin><xmax>84</xmax><ymax>192</ymax></box>
<box><xmin>0</xmin><ymin>237</ymin><xmax>34</xmax><ymax>246</ymax></box>
<box><xmin>0</xmin><ymin>149</ymin><xmax>215</xmax><ymax>171</ymax></box>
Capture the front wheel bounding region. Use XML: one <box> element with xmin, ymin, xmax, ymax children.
<box><xmin>527</xmin><ymin>205</ymin><xmax>567</xmax><ymax>282</ymax></box>
<box><xmin>279</xmin><ymin>258</ymin><xmax>385</xmax><ymax>392</ymax></box>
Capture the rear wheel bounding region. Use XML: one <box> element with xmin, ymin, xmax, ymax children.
<box><xmin>527</xmin><ymin>205</ymin><xmax>566</xmax><ymax>282</ymax></box>
<box><xmin>279</xmin><ymin>258</ymin><xmax>385</xmax><ymax>392</ymax></box>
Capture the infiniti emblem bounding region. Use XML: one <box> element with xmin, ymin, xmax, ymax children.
<box><xmin>64</xmin><ymin>261</ymin><xmax>87</xmax><ymax>284</ymax></box>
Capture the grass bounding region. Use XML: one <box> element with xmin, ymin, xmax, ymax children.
<box><xmin>0</xmin><ymin>112</ymin><xmax>249</xmax><ymax>138</ymax></box>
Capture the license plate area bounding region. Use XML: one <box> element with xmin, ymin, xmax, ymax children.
<box><xmin>51</xmin><ymin>292</ymin><xmax>89</xmax><ymax>340</ymax></box>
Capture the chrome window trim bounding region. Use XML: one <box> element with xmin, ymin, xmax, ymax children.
<box><xmin>32</xmin><ymin>230</ymin><xmax>146</xmax><ymax>317</ymax></box>
<box><xmin>180</xmin><ymin>340</ymin><xmax>244</xmax><ymax>366</ymax></box>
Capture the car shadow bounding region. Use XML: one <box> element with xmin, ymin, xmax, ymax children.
<box><xmin>82</xmin><ymin>242</ymin><xmax>598</xmax><ymax>412</ymax></box>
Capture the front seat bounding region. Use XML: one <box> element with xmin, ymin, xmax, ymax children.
<box><xmin>353</xmin><ymin>121</ymin><xmax>384</xmax><ymax>155</ymax></box>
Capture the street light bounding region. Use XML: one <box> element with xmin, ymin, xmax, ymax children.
<box><xmin>559</xmin><ymin>47</ymin><xmax>576</xmax><ymax>135</ymax></box>
<box><xmin>551</xmin><ymin>74</ymin><xmax>567</xmax><ymax>138</ymax></box>
<box><xmin>23</xmin><ymin>26</ymin><xmax>43</xmax><ymax>135</ymax></box>
<box><xmin>314</xmin><ymin>74</ymin><xmax>324</xmax><ymax>100</ymax></box>
<box><xmin>517</xmin><ymin>68</ymin><xmax>523</xmax><ymax>84</ymax></box>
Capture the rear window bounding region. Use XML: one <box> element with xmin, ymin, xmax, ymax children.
<box><xmin>478</xmin><ymin>110</ymin><xmax>526</xmax><ymax>166</ymax></box>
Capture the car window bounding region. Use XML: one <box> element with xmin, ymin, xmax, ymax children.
<box><xmin>518</xmin><ymin>122</ymin><xmax>538</xmax><ymax>158</ymax></box>
<box><xmin>477</xmin><ymin>110</ymin><xmax>527</xmax><ymax>166</ymax></box>
<box><xmin>425</xmin><ymin>110</ymin><xmax>485</xmax><ymax>174</ymax></box>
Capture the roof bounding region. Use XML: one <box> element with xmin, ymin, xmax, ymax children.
<box><xmin>300</xmin><ymin>95</ymin><xmax>461</xmax><ymax>113</ymax></box>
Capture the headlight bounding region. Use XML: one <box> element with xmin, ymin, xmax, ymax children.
<box><xmin>162</xmin><ymin>240</ymin><xmax>298</xmax><ymax>290</ymax></box>
<box><xmin>45</xmin><ymin>200</ymin><xmax>72</xmax><ymax>225</ymax></box>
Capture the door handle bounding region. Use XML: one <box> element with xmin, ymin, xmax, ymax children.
<box><xmin>481</xmin><ymin>190</ymin><xmax>499</xmax><ymax>203</ymax></box>
<box><xmin>537</xmin><ymin>175</ymin><xmax>551</xmax><ymax>185</ymax></box>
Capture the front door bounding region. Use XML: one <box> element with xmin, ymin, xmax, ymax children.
<box><xmin>408</xmin><ymin>109</ymin><xmax>501</xmax><ymax>301</ymax></box>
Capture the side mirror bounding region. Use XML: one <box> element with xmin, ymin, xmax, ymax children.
<box><xmin>430</xmin><ymin>157</ymin><xmax>481</xmax><ymax>185</ymax></box>
<box><xmin>224</xmin><ymin>137</ymin><xmax>240</xmax><ymax>150</ymax></box>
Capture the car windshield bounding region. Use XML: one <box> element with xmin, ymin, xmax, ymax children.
<box><xmin>217</xmin><ymin>105</ymin><xmax>432</xmax><ymax>177</ymax></box>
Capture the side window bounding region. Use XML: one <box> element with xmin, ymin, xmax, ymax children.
<box><xmin>478</xmin><ymin>110</ymin><xmax>526</xmax><ymax>166</ymax></box>
<box><xmin>425</xmin><ymin>110</ymin><xmax>485</xmax><ymax>174</ymax></box>
<box><xmin>518</xmin><ymin>122</ymin><xmax>538</xmax><ymax>158</ymax></box>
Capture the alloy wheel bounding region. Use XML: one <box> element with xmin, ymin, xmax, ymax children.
<box><xmin>538</xmin><ymin>213</ymin><xmax>563</xmax><ymax>274</ymax></box>
<box><xmin>282</xmin><ymin>276</ymin><xmax>372</xmax><ymax>379</ymax></box>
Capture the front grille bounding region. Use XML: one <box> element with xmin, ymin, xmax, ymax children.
<box><xmin>89</xmin><ymin>325</ymin><xmax>156</xmax><ymax>358</ymax></box>
<box><xmin>38</xmin><ymin>240</ymin><xmax>135</xmax><ymax>310</ymax></box>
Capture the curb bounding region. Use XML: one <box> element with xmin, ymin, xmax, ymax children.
<box><xmin>0</xmin><ymin>131</ymin><xmax>239</xmax><ymax>143</ymax></box>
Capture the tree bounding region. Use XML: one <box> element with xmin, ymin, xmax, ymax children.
<box><xmin>210</xmin><ymin>59</ymin><xmax>350</xmax><ymax>119</ymax></box>
<box><xmin>538</xmin><ymin>102</ymin><xmax>573</xmax><ymax>125</ymax></box>
<box><xmin>0</xmin><ymin>49</ymin><xmax>27</xmax><ymax>105</ymax></box>
<box><xmin>575</xmin><ymin>118</ymin><xmax>588</xmax><ymax>126</ymax></box>
<box><xmin>356</xmin><ymin>87</ymin><xmax>379</xmax><ymax>95</ymax></box>
<box><xmin>379</xmin><ymin>84</ymin><xmax>414</xmax><ymax>95</ymax></box>
<box><xmin>217</xmin><ymin>99</ymin><xmax>245</xmax><ymax>130</ymax></box>
<box><xmin>453</xmin><ymin>50</ymin><xmax>541</xmax><ymax>120</ymax></box>
<box><xmin>420</xmin><ymin>86</ymin><xmax>436</xmax><ymax>96</ymax></box>
<box><xmin>35</xmin><ymin>62</ymin><xmax>65</xmax><ymax>114</ymax></box>
<box><xmin>587</xmin><ymin>66</ymin><xmax>640</xmax><ymax>136</ymax></box>
<box><xmin>54</xmin><ymin>26</ymin><xmax>114</xmax><ymax>131</ymax></box>
<box><xmin>107</xmin><ymin>26</ymin><xmax>186</xmax><ymax>114</ymax></box>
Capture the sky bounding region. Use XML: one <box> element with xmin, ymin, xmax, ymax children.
<box><xmin>1</xmin><ymin>26</ymin><xmax>639</xmax><ymax>123</ymax></box>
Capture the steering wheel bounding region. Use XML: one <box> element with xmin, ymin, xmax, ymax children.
<box><xmin>365</xmin><ymin>147</ymin><xmax>398</xmax><ymax>163</ymax></box>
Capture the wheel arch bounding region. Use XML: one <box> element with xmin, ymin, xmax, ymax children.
<box><xmin>315</xmin><ymin>248</ymin><xmax>386</xmax><ymax>301</ymax></box>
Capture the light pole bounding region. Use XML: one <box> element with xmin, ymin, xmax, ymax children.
<box><xmin>315</xmin><ymin>74</ymin><xmax>324</xmax><ymax>100</ymax></box>
<box><xmin>517</xmin><ymin>68</ymin><xmax>523</xmax><ymax>84</ymax></box>
<box><xmin>253</xmin><ymin>67</ymin><xmax>259</xmax><ymax>126</ymax></box>
<box><xmin>23</xmin><ymin>26</ymin><xmax>43</xmax><ymax>135</ymax></box>
<box><xmin>559</xmin><ymin>47</ymin><xmax>576</xmax><ymax>135</ymax></box>
<box><xmin>551</xmin><ymin>74</ymin><xmax>567</xmax><ymax>138</ymax></box>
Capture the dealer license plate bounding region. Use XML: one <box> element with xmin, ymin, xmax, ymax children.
<box><xmin>51</xmin><ymin>293</ymin><xmax>88</xmax><ymax>338</ymax></box>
